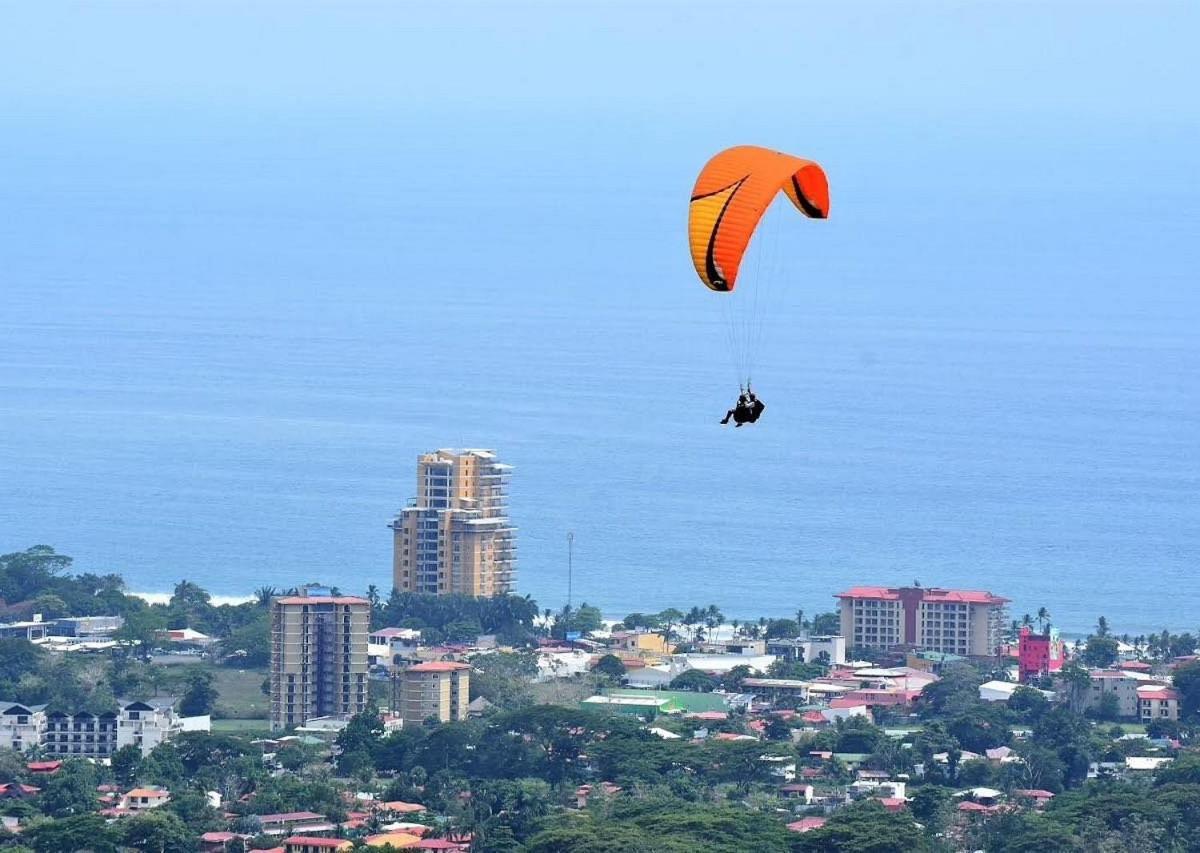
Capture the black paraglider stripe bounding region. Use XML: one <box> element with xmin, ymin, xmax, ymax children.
<box><xmin>691</xmin><ymin>177</ymin><xmax>745</xmax><ymax>202</ymax></box>
<box><xmin>791</xmin><ymin>175</ymin><xmax>826</xmax><ymax>219</ymax></box>
<box><xmin>704</xmin><ymin>176</ymin><xmax>748</xmax><ymax>291</ymax></box>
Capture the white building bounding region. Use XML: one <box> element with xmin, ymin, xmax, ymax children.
<box><xmin>0</xmin><ymin>702</ymin><xmax>47</xmax><ymax>752</ymax></box>
<box><xmin>117</xmin><ymin>699</ymin><xmax>210</xmax><ymax>756</ymax></box>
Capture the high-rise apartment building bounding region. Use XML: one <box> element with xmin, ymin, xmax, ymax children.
<box><xmin>270</xmin><ymin>589</ymin><xmax>370</xmax><ymax>731</ymax></box>
<box><xmin>390</xmin><ymin>449</ymin><xmax>516</xmax><ymax>597</ymax></box>
<box><xmin>836</xmin><ymin>586</ymin><xmax>1009</xmax><ymax>657</ymax></box>
<box><xmin>399</xmin><ymin>661</ymin><xmax>470</xmax><ymax>725</ymax></box>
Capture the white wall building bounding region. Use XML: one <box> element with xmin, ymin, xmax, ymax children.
<box><xmin>117</xmin><ymin>699</ymin><xmax>210</xmax><ymax>756</ymax></box>
<box><xmin>0</xmin><ymin>703</ymin><xmax>47</xmax><ymax>752</ymax></box>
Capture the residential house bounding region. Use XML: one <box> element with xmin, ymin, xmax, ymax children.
<box><xmin>742</xmin><ymin>678</ymin><xmax>810</xmax><ymax>705</ymax></box>
<box><xmin>122</xmin><ymin>786</ymin><xmax>171</xmax><ymax>811</ymax></box>
<box><xmin>363</xmin><ymin>832</ymin><xmax>422</xmax><ymax>848</ymax></box>
<box><xmin>258</xmin><ymin>811</ymin><xmax>334</xmax><ymax>837</ymax></box>
<box><xmin>697</xmin><ymin>637</ymin><xmax>766</xmax><ymax>656</ymax></box>
<box><xmin>609</xmin><ymin>631</ymin><xmax>671</xmax><ymax>656</ymax></box>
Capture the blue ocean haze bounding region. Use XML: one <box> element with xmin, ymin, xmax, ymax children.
<box><xmin>1</xmin><ymin>1</ymin><xmax>1197</xmax><ymax>634</ymax></box>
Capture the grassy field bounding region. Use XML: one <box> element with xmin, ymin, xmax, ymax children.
<box><xmin>211</xmin><ymin>718</ymin><xmax>273</xmax><ymax>735</ymax></box>
<box><xmin>210</xmin><ymin>666</ymin><xmax>270</xmax><ymax>719</ymax></box>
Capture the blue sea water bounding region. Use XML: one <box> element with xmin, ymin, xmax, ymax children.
<box><xmin>1</xmin><ymin>3</ymin><xmax>1198</xmax><ymax>635</ymax></box>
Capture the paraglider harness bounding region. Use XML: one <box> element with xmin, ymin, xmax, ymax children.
<box><xmin>721</xmin><ymin>384</ymin><xmax>765</xmax><ymax>427</ymax></box>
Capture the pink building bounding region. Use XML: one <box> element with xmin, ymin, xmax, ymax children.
<box><xmin>1018</xmin><ymin>626</ymin><xmax>1065</xmax><ymax>682</ymax></box>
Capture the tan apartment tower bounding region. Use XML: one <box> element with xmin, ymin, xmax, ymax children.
<box><xmin>390</xmin><ymin>449</ymin><xmax>516</xmax><ymax>596</ymax></box>
<box><xmin>400</xmin><ymin>661</ymin><xmax>470</xmax><ymax>725</ymax></box>
<box><xmin>835</xmin><ymin>585</ymin><xmax>1010</xmax><ymax>658</ymax></box>
<box><xmin>269</xmin><ymin>587</ymin><xmax>370</xmax><ymax>731</ymax></box>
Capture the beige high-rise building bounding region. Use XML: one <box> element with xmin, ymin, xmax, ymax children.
<box><xmin>400</xmin><ymin>661</ymin><xmax>470</xmax><ymax>725</ymax></box>
<box><xmin>270</xmin><ymin>589</ymin><xmax>370</xmax><ymax>731</ymax></box>
<box><xmin>390</xmin><ymin>449</ymin><xmax>516</xmax><ymax>597</ymax></box>
<box><xmin>836</xmin><ymin>586</ymin><xmax>1009</xmax><ymax>658</ymax></box>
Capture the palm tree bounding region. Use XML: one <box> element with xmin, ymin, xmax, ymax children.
<box><xmin>796</xmin><ymin>609</ymin><xmax>806</xmax><ymax>633</ymax></box>
<box><xmin>1036</xmin><ymin>608</ymin><xmax>1050</xmax><ymax>633</ymax></box>
<box><xmin>254</xmin><ymin>586</ymin><xmax>277</xmax><ymax>607</ymax></box>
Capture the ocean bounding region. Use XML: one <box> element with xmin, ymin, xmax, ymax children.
<box><xmin>1</xmin><ymin>96</ymin><xmax>1198</xmax><ymax>637</ymax></box>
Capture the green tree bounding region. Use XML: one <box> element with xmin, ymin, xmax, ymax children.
<box><xmin>39</xmin><ymin>761</ymin><xmax>100</xmax><ymax>817</ymax></box>
<box><xmin>570</xmin><ymin>603</ymin><xmax>603</xmax><ymax>634</ymax></box>
<box><xmin>1082</xmin><ymin>636</ymin><xmax>1119</xmax><ymax>668</ymax></box>
<box><xmin>221</xmin><ymin>613</ymin><xmax>270</xmax><ymax>667</ymax></box>
<box><xmin>908</xmin><ymin>785</ymin><xmax>952</xmax><ymax>833</ymax></box>
<box><xmin>1173</xmin><ymin>660</ymin><xmax>1200</xmax><ymax>721</ymax></box>
<box><xmin>29</xmin><ymin>593</ymin><xmax>69</xmax><ymax>619</ymax></box>
<box><xmin>23</xmin><ymin>814</ymin><xmax>118</xmax><ymax>853</ymax></box>
<box><xmin>1008</xmin><ymin>685</ymin><xmax>1050</xmax><ymax>723</ymax></box>
<box><xmin>116</xmin><ymin>608</ymin><xmax>167</xmax><ymax>658</ymax></box>
<box><xmin>592</xmin><ymin>654</ymin><xmax>627</xmax><ymax>684</ymax></box>
<box><xmin>948</xmin><ymin>703</ymin><xmax>1014</xmax><ymax>753</ymax></box>
<box><xmin>1092</xmin><ymin>691</ymin><xmax>1120</xmax><ymax>721</ymax></box>
<box><xmin>120</xmin><ymin>810</ymin><xmax>195</xmax><ymax>853</ymax></box>
<box><xmin>179</xmin><ymin>669</ymin><xmax>219</xmax><ymax>716</ymax></box>
<box><xmin>0</xmin><ymin>639</ymin><xmax>45</xmax><ymax>694</ymax></box>
<box><xmin>110</xmin><ymin>744</ymin><xmax>142</xmax><ymax>786</ymax></box>
<box><xmin>793</xmin><ymin>799</ymin><xmax>929</xmax><ymax>852</ymax></box>
<box><xmin>810</xmin><ymin>612</ymin><xmax>840</xmax><ymax>635</ymax></box>
<box><xmin>917</xmin><ymin>662</ymin><xmax>984</xmax><ymax>718</ymax></box>
<box><xmin>470</xmin><ymin>651</ymin><xmax>537</xmax><ymax>709</ymax></box>
<box><xmin>669</xmin><ymin>670</ymin><xmax>716</xmax><ymax>692</ymax></box>
<box><xmin>0</xmin><ymin>546</ymin><xmax>73</xmax><ymax>602</ymax></box>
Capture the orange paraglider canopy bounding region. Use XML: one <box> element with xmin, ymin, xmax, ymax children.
<box><xmin>688</xmin><ymin>145</ymin><xmax>829</xmax><ymax>292</ymax></box>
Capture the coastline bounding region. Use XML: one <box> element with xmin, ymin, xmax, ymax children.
<box><xmin>129</xmin><ymin>591</ymin><xmax>255</xmax><ymax>607</ymax></box>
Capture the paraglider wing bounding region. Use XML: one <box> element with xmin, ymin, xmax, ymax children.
<box><xmin>687</xmin><ymin>145</ymin><xmax>829</xmax><ymax>293</ymax></box>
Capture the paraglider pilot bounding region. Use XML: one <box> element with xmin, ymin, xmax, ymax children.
<box><xmin>720</xmin><ymin>388</ymin><xmax>765</xmax><ymax>427</ymax></box>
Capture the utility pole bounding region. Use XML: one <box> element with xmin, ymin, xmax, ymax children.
<box><xmin>566</xmin><ymin>531</ymin><xmax>574</xmax><ymax>636</ymax></box>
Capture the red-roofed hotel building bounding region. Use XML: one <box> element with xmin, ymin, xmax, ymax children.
<box><xmin>270</xmin><ymin>588</ymin><xmax>370</xmax><ymax>731</ymax></box>
<box><xmin>836</xmin><ymin>586</ymin><xmax>1009</xmax><ymax>658</ymax></box>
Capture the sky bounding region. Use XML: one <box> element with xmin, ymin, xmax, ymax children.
<box><xmin>1</xmin><ymin>2</ymin><xmax>1198</xmax><ymax>630</ymax></box>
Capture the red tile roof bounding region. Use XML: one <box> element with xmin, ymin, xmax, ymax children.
<box><xmin>201</xmin><ymin>832</ymin><xmax>239</xmax><ymax>842</ymax></box>
<box><xmin>26</xmin><ymin>761</ymin><xmax>62</xmax><ymax>773</ymax></box>
<box><xmin>376</xmin><ymin>801</ymin><xmax>427</xmax><ymax>814</ymax></box>
<box><xmin>0</xmin><ymin>783</ymin><xmax>40</xmax><ymax>796</ymax></box>
<box><xmin>282</xmin><ymin>838</ymin><xmax>351</xmax><ymax>850</ymax></box>
<box><xmin>406</xmin><ymin>661</ymin><xmax>471</xmax><ymax>673</ymax></box>
<box><xmin>835</xmin><ymin>586</ymin><xmax>1009</xmax><ymax>604</ymax></box>
<box><xmin>259</xmin><ymin>810</ymin><xmax>325</xmax><ymax>824</ymax></box>
<box><xmin>958</xmin><ymin>801</ymin><xmax>998</xmax><ymax>813</ymax></box>
<box><xmin>274</xmin><ymin>596</ymin><xmax>369</xmax><ymax>606</ymax></box>
<box><xmin>1138</xmin><ymin>688</ymin><xmax>1180</xmax><ymax>701</ymax></box>
<box><xmin>879</xmin><ymin>798</ymin><xmax>907</xmax><ymax>812</ymax></box>
<box><xmin>787</xmin><ymin>817</ymin><xmax>827</xmax><ymax>832</ymax></box>
<box><xmin>1013</xmin><ymin>789</ymin><xmax>1055</xmax><ymax>800</ymax></box>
